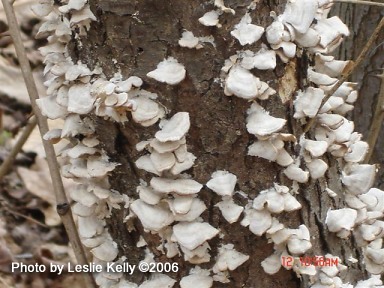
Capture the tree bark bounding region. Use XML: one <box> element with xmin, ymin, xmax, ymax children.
<box><xmin>331</xmin><ymin>4</ymin><xmax>384</xmax><ymax>187</ymax></box>
<box><xmin>67</xmin><ymin>1</ymin><xmax>370</xmax><ymax>287</ymax></box>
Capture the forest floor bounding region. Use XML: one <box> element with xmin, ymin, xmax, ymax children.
<box><xmin>0</xmin><ymin>0</ymin><xmax>81</xmax><ymax>286</ymax></box>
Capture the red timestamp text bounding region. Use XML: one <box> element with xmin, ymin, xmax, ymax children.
<box><xmin>281</xmin><ymin>256</ymin><xmax>339</xmax><ymax>268</ymax></box>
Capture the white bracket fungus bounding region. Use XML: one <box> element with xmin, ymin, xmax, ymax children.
<box><xmin>215</xmin><ymin>198</ymin><xmax>244</xmax><ymax>223</ymax></box>
<box><xmin>150</xmin><ymin>177</ymin><xmax>203</xmax><ymax>195</ymax></box>
<box><xmin>198</xmin><ymin>10</ymin><xmax>221</xmax><ymax>27</ymax></box>
<box><xmin>325</xmin><ymin>208</ymin><xmax>357</xmax><ymax>237</ymax></box>
<box><xmin>214</xmin><ymin>0</ymin><xmax>235</xmax><ymax>14</ymax></box>
<box><xmin>224</xmin><ymin>65</ymin><xmax>261</xmax><ymax>100</ymax></box>
<box><xmin>206</xmin><ymin>171</ymin><xmax>237</xmax><ymax>197</ymax></box>
<box><xmin>293</xmin><ymin>87</ymin><xmax>325</xmax><ymax>119</ymax></box>
<box><xmin>146</xmin><ymin>57</ymin><xmax>186</xmax><ymax>85</ymax></box>
<box><xmin>139</xmin><ymin>274</ymin><xmax>176</xmax><ymax>288</ymax></box>
<box><xmin>155</xmin><ymin>112</ymin><xmax>190</xmax><ymax>142</ymax></box>
<box><xmin>231</xmin><ymin>13</ymin><xmax>264</xmax><ymax>46</ymax></box>
<box><xmin>283</xmin><ymin>164</ymin><xmax>309</xmax><ymax>183</ymax></box>
<box><xmin>172</xmin><ymin>222</ymin><xmax>219</xmax><ymax>250</ymax></box>
<box><xmin>212</xmin><ymin>244</ymin><xmax>249</xmax><ymax>273</ymax></box>
<box><xmin>178</xmin><ymin>31</ymin><xmax>200</xmax><ymax>49</ymax></box>
<box><xmin>240</xmin><ymin>47</ymin><xmax>277</xmax><ymax>70</ymax></box>
<box><xmin>130</xmin><ymin>200</ymin><xmax>174</xmax><ymax>232</ymax></box>
<box><xmin>246</xmin><ymin>103</ymin><xmax>286</xmax><ymax>137</ymax></box>
<box><xmin>180</xmin><ymin>268</ymin><xmax>213</xmax><ymax>288</ymax></box>
<box><xmin>341</xmin><ymin>164</ymin><xmax>376</xmax><ymax>195</ymax></box>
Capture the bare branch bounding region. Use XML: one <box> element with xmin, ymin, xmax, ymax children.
<box><xmin>0</xmin><ymin>116</ymin><xmax>37</xmax><ymax>180</ymax></box>
<box><xmin>304</xmin><ymin>17</ymin><xmax>384</xmax><ymax>132</ymax></box>
<box><xmin>0</xmin><ymin>0</ymin><xmax>96</xmax><ymax>287</ymax></box>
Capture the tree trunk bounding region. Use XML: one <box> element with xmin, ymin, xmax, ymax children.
<box><xmin>39</xmin><ymin>0</ymin><xmax>380</xmax><ymax>287</ymax></box>
<box><xmin>331</xmin><ymin>4</ymin><xmax>384</xmax><ymax>189</ymax></box>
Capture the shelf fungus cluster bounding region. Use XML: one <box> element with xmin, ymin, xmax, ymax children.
<box><xmin>216</xmin><ymin>0</ymin><xmax>384</xmax><ymax>286</ymax></box>
<box><xmin>35</xmin><ymin>0</ymin><xmax>384</xmax><ymax>286</ymax></box>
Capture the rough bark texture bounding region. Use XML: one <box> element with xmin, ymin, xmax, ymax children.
<box><xmin>331</xmin><ymin>5</ymin><xmax>384</xmax><ymax>188</ymax></box>
<box><xmin>70</xmin><ymin>1</ymin><xmax>370</xmax><ymax>287</ymax></box>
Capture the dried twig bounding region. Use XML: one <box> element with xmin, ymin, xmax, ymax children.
<box><xmin>0</xmin><ymin>115</ymin><xmax>37</xmax><ymax>180</ymax></box>
<box><xmin>364</xmin><ymin>72</ymin><xmax>384</xmax><ymax>163</ymax></box>
<box><xmin>333</xmin><ymin>0</ymin><xmax>384</xmax><ymax>7</ymax></box>
<box><xmin>1</xmin><ymin>0</ymin><xmax>96</xmax><ymax>287</ymax></box>
<box><xmin>304</xmin><ymin>17</ymin><xmax>384</xmax><ymax>132</ymax></box>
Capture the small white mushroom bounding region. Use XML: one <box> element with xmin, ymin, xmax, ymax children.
<box><xmin>130</xmin><ymin>200</ymin><xmax>174</xmax><ymax>232</ymax></box>
<box><xmin>150</xmin><ymin>138</ymin><xmax>184</xmax><ymax>153</ymax></box>
<box><xmin>231</xmin><ymin>13</ymin><xmax>264</xmax><ymax>46</ymax></box>
<box><xmin>70</xmin><ymin>185</ymin><xmax>98</xmax><ymax>207</ymax></box>
<box><xmin>135</xmin><ymin>155</ymin><xmax>161</xmax><ymax>176</ymax></box>
<box><xmin>179</xmin><ymin>242</ymin><xmax>211</xmax><ymax>264</ymax></box>
<box><xmin>67</xmin><ymin>83</ymin><xmax>95</xmax><ymax>114</ymax></box>
<box><xmin>283</xmin><ymin>164</ymin><xmax>309</xmax><ymax>183</ymax></box>
<box><xmin>261</xmin><ymin>252</ymin><xmax>282</xmax><ymax>275</ymax></box>
<box><xmin>325</xmin><ymin>208</ymin><xmax>357</xmax><ymax>236</ymax></box>
<box><xmin>90</xmin><ymin>238</ymin><xmax>118</xmax><ymax>262</ymax></box>
<box><xmin>213</xmin><ymin>244</ymin><xmax>249</xmax><ymax>273</ymax></box>
<box><xmin>178</xmin><ymin>31</ymin><xmax>199</xmax><ymax>49</ymax></box>
<box><xmin>137</xmin><ymin>185</ymin><xmax>162</xmax><ymax>205</ymax></box>
<box><xmin>78</xmin><ymin>216</ymin><xmax>105</xmax><ymax>238</ymax></box>
<box><xmin>170</xmin><ymin>152</ymin><xmax>196</xmax><ymax>175</ymax></box>
<box><xmin>313</xmin><ymin>16</ymin><xmax>350</xmax><ymax>50</ymax></box>
<box><xmin>61</xmin><ymin>114</ymin><xmax>95</xmax><ymax>138</ymax></box>
<box><xmin>240</xmin><ymin>47</ymin><xmax>276</xmax><ymax>70</ymax></box>
<box><xmin>241</xmin><ymin>208</ymin><xmax>272</xmax><ymax>236</ymax></box>
<box><xmin>206</xmin><ymin>170</ymin><xmax>237</xmax><ymax>197</ymax></box>
<box><xmin>283</xmin><ymin>193</ymin><xmax>302</xmax><ymax>211</ymax></box>
<box><xmin>306</xmin><ymin>159</ymin><xmax>328</xmax><ymax>179</ymax></box>
<box><xmin>317</xmin><ymin>114</ymin><xmax>344</xmax><ymax>129</ymax></box>
<box><xmin>342</xmin><ymin>164</ymin><xmax>376</xmax><ymax>195</ymax></box>
<box><xmin>168</xmin><ymin>196</ymin><xmax>194</xmax><ymax>215</ymax></box>
<box><xmin>215</xmin><ymin>198</ymin><xmax>244</xmax><ymax>223</ymax></box>
<box><xmin>115</xmin><ymin>76</ymin><xmax>143</xmax><ymax>92</ymax></box>
<box><xmin>180</xmin><ymin>274</ymin><xmax>213</xmax><ymax>288</ymax></box>
<box><xmin>224</xmin><ymin>65</ymin><xmax>261</xmax><ymax>100</ymax></box>
<box><xmin>146</xmin><ymin>57</ymin><xmax>186</xmax><ymax>85</ymax></box>
<box><xmin>308</xmin><ymin>68</ymin><xmax>337</xmax><ymax>86</ymax></box>
<box><xmin>87</xmin><ymin>155</ymin><xmax>117</xmax><ymax>178</ymax></box>
<box><xmin>36</xmin><ymin>95</ymin><xmax>67</xmax><ymax>119</ymax></box>
<box><xmin>43</xmin><ymin>129</ymin><xmax>62</xmax><ymax>143</ymax></box>
<box><xmin>150</xmin><ymin>177</ymin><xmax>203</xmax><ymax>195</ymax></box>
<box><xmin>360</xmin><ymin>188</ymin><xmax>384</xmax><ymax>212</ymax></box>
<box><xmin>72</xmin><ymin>203</ymin><xmax>95</xmax><ymax>217</ymax></box>
<box><xmin>172</xmin><ymin>222</ymin><xmax>219</xmax><ymax>250</ymax></box>
<box><xmin>131</xmin><ymin>97</ymin><xmax>162</xmax><ymax>124</ymax></box>
<box><xmin>301</xmin><ymin>136</ymin><xmax>328</xmax><ymax>157</ymax></box>
<box><xmin>294</xmin><ymin>87</ymin><xmax>324</xmax><ymax>118</ymax></box>
<box><xmin>287</xmin><ymin>225</ymin><xmax>312</xmax><ymax>255</ymax></box>
<box><xmin>139</xmin><ymin>274</ymin><xmax>176</xmax><ymax>288</ymax></box>
<box><xmin>344</xmin><ymin>141</ymin><xmax>368</xmax><ymax>163</ymax></box>
<box><xmin>67</xmin><ymin>143</ymin><xmax>97</xmax><ymax>158</ymax></box>
<box><xmin>253</xmin><ymin>189</ymin><xmax>284</xmax><ymax>214</ymax></box>
<box><xmin>315</xmin><ymin>54</ymin><xmax>351</xmax><ymax>78</ymax></box>
<box><xmin>198</xmin><ymin>10</ymin><xmax>220</xmax><ymax>27</ymax></box>
<box><xmin>174</xmin><ymin>198</ymin><xmax>207</xmax><ymax>222</ymax></box>
<box><xmin>246</xmin><ymin>103</ymin><xmax>286</xmax><ymax>137</ymax></box>
<box><xmin>155</xmin><ymin>112</ymin><xmax>190</xmax><ymax>142</ymax></box>
<box><xmin>150</xmin><ymin>151</ymin><xmax>176</xmax><ymax>172</ymax></box>
<box><xmin>281</xmin><ymin>0</ymin><xmax>317</xmax><ymax>34</ymax></box>
<box><xmin>214</xmin><ymin>0</ymin><xmax>235</xmax><ymax>14</ymax></box>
